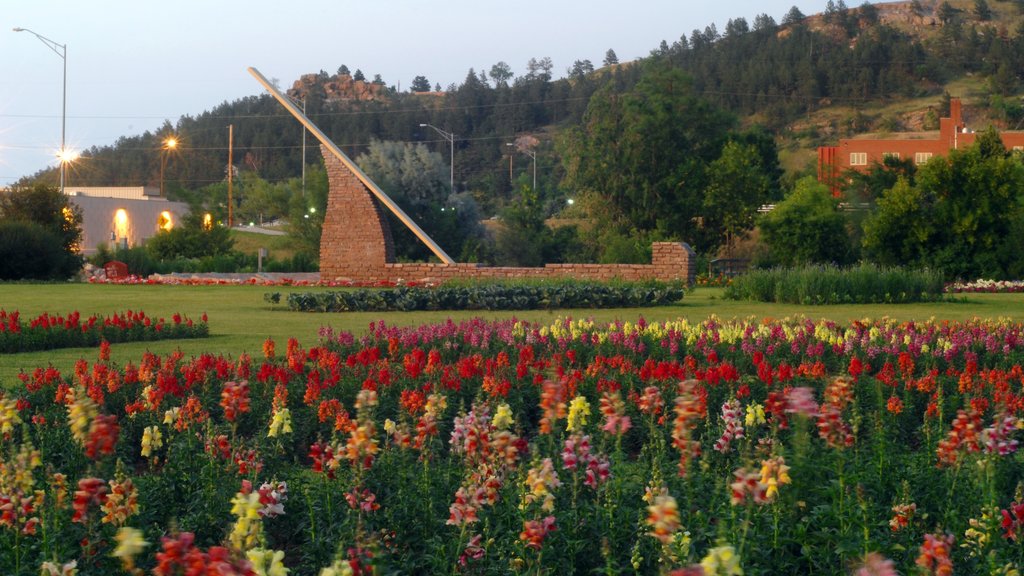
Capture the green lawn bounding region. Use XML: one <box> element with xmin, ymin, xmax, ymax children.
<box><xmin>1</xmin><ymin>283</ymin><xmax>1022</xmax><ymax>387</ymax></box>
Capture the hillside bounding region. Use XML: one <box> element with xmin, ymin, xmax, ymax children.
<box><xmin>23</xmin><ymin>0</ymin><xmax>1024</xmax><ymax>205</ymax></box>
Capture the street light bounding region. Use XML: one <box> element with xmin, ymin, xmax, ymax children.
<box><xmin>506</xmin><ymin>143</ymin><xmax>537</xmax><ymax>190</ymax></box>
<box><xmin>419</xmin><ymin>123</ymin><xmax>454</xmax><ymax>194</ymax></box>
<box><xmin>160</xmin><ymin>136</ymin><xmax>178</xmax><ymax>197</ymax></box>
<box><xmin>14</xmin><ymin>27</ymin><xmax>67</xmax><ymax>194</ymax></box>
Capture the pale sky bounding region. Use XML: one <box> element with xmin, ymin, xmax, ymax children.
<box><xmin>1</xmin><ymin>0</ymin><xmax>824</xmax><ymax>186</ymax></box>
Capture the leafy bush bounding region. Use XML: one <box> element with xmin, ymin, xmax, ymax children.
<box><xmin>0</xmin><ymin>220</ymin><xmax>79</xmax><ymax>280</ymax></box>
<box><xmin>271</xmin><ymin>280</ymin><xmax>684</xmax><ymax>312</ymax></box>
<box><xmin>724</xmin><ymin>263</ymin><xmax>945</xmax><ymax>304</ymax></box>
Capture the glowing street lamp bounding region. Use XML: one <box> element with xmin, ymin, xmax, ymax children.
<box><xmin>160</xmin><ymin>136</ymin><xmax>178</xmax><ymax>197</ymax></box>
<box><xmin>419</xmin><ymin>123</ymin><xmax>455</xmax><ymax>193</ymax></box>
<box><xmin>14</xmin><ymin>27</ymin><xmax>67</xmax><ymax>194</ymax></box>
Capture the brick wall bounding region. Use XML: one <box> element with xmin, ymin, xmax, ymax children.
<box><xmin>318</xmin><ymin>147</ymin><xmax>697</xmax><ymax>284</ymax></box>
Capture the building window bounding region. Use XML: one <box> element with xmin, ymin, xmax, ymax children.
<box><xmin>915</xmin><ymin>152</ymin><xmax>932</xmax><ymax>165</ymax></box>
<box><xmin>883</xmin><ymin>152</ymin><xmax>900</xmax><ymax>161</ymax></box>
<box><xmin>849</xmin><ymin>152</ymin><xmax>867</xmax><ymax>166</ymax></box>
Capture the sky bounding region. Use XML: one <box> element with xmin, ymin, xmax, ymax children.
<box><xmin>1</xmin><ymin>0</ymin><xmax>822</xmax><ymax>187</ymax></box>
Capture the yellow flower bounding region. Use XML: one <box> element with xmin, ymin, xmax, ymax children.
<box><xmin>163</xmin><ymin>407</ymin><xmax>180</xmax><ymax>426</ymax></box>
<box><xmin>229</xmin><ymin>491</ymin><xmax>263</xmax><ymax>551</ymax></box>
<box><xmin>492</xmin><ymin>403</ymin><xmax>514</xmax><ymax>430</ymax></box>
<box><xmin>141</xmin><ymin>426</ymin><xmax>162</xmax><ymax>458</ymax></box>
<box><xmin>247</xmin><ymin>548</ymin><xmax>289</xmax><ymax>576</ymax></box>
<box><xmin>759</xmin><ymin>456</ymin><xmax>791</xmax><ymax>501</ymax></box>
<box><xmin>319</xmin><ymin>560</ymin><xmax>354</xmax><ymax>576</ymax></box>
<box><xmin>111</xmin><ymin>526</ymin><xmax>148</xmax><ymax>561</ymax></box>
<box><xmin>0</xmin><ymin>397</ymin><xmax>22</xmax><ymax>436</ymax></box>
<box><xmin>701</xmin><ymin>545</ymin><xmax>743</xmax><ymax>575</ymax></box>
<box><xmin>744</xmin><ymin>404</ymin><xmax>766</xmax><ymax>427</ymax></box>
<box><xmin>67</xmin><ymin>391</ymin><xmax>98</xmax><ymax>445</ymax></box>
<box><xmin>383</xmin><ymin>418</ymin><xmax>396</xmax><ymax>435</ymax></box>
<box><xmin>268</xmin><ymin>408</ymin><xmax>293</xmax><ymax>438</ymax></box>
<box><xmin>566</xmin><ymin>395</ymin><xmax>591</xmax><ymax>432</ymax></box>
<box><xmin>39</xmin><ymin>561</ymin><xmax>78</xmax><ymax>576</ymax></box>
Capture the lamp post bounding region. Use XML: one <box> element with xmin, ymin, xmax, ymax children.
<box><xmin>14</xmin><ymin>27</ymin><xmax>67</xmax><ymax>194</ymax></box>
<box><xmin>160</xmin><ymin>136</ymin><xmax>178</xmax><ymax>197</ymax></box>
<box><xmin>419</xmin><ymin>123</ymin><xmax>454</xmax><ymax>193</ymax></box>
<box><xmin>506</xmin><ymin>143</ymin><xmax>537</xmax><ymax>190</ymax></box>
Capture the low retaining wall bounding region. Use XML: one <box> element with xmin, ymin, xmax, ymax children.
<box><xmin>319</xmin><ymin>145</ymin><xmax>697</xmax><ymax>284</ymax></box>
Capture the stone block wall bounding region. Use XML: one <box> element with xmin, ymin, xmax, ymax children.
<box><xmin>318</xmin><ymin>147</ymin><xmax>697</xmax><ymax>284</ymax></box>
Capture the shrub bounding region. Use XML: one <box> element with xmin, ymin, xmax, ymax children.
<box><xmin>724</xmin><ymin>263</ymin><xmax>945</xmax><ymax>304</ymax></box>
<box><xmin>0</xmin><ymin>220</ymin><xmax>78</xmax><ymax>280</ymax></box>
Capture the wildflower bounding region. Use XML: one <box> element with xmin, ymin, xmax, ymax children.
<box><xmin>220</xmin><ymin>380</ymin><xmax>251</xmax><ymax>422</ymax></box>
<box><xmin>713</xmin><ymin>399</ymin><xmax>745</xmax><ymax>453</ymax></box>
<box><xmin>39</xmin><ymin>561</ymin><xmax>78</xmax><ymax>576</ymax></box>
<box><xmin>522</xmin><ymin>458</ymin><xmax>561</xmax><ymax>512</ymax></box>
<box><xmin>458</xmin><ymin>533</ymin><xmax>486</xmax><ymax>567</ymax></box>
<box><xmin>729</xmin><ymin>468</ymin><xmax>768</xmax><ymax>506</ymax></box>
<box><xmin>744</xmin><ymin>403</ymin><xmax>765</xmax><ymax>428</ymax></box>
<box><xmin>318</xmin><ymin>559</ymin><xmax>354</xmax><ymax>576</ymax></box>
<box><xmin>101</xmin><ymin>475</ymin><xmax>139</xmax><ymax>526</ymax></box>
<box><xmin>936</xmin><ymin>408</ymin><xmax>983</xmax><ymax>467</ymax></box>
<box><xmin>758</xmin><ymin>456</ymin><xmax>791</xmax><ymax>501</ymax></box>
<box><xmin>886</xmin><ymin>396</ymin><xmax>904</xmax><ymax>415</ymax></box>
<box><xmin>268</xmin><ymin>407</ymin><xmax>293</xmax><ymax>438</ymax></box>
<box><xmin>67</xmin><ymin>390</ymin><xmax>98</xmax><ymax>445</ymax></box>
<box><xmin>0</xmin><ymin>397</ymin><xmax>22</xmax><ymax>438</ymax></box>
<box><xmin>962</xmin><ymin>507</ymin><xmax>998</xmax><ymax>556</ymax></box>
<box><xmin>345</xmin><ymin>422</ymin><xmax>379</xmax><ymax>469</ymax></box>
<box><xmin>383</xmin><ymin>418</ymin><xmax>396</xmax><ymax>435</ymax></box>
<box><xmin>982</xmin><ymin>412</ymin><xmax>1020</xmax><ymax>456</ymax></box>
<box><xmin>520</xmin><ymin>515</ymin><xmax>556</xmax><ymax>550</ymax></box>
<box><xmin>538</xmin><ymin>378</ymin><xmax>568</xmax><ymax>434</ymax></box>
<box><xmin>852</xmin><ymin>552</ymin><xmax>897</xmax><ymax>576</ymax></box>
<box><xmin>672</xmin><ymin>380</ymin><xmax>705</xmax><ymax>477</ymax></box>
<box><xmin>637</xmin><ymin>385</ymin><xmax>665</xmax><ymax>416</ymax></box>
<box><xmin>263</xmin><ymin>338</ymin><xmax>275</xmax><ymax>359</ymax></box>
<box><xmin>889</xmin><ymin>503</ymin><xmax>916</xmax><ymax>531</ymax></box>
<box><xmin>492</xmin><ymin>403</ymin><xmax>514</xmax><ymax>430</ymax></box>
<box><xmin>72</xmin><ymin>477</ymin><xmax>108</xmax><ymax>523</ymax></box>
<box><xmin>162</xmin><ymin>407</ymin><xmax>180</xmax><ymax>426</ymax></box>
<box><xmin>566</xmin><ymin>395</ymin><xmax>591</xmax><ymax>432</ymax></box>
<box><xmin>1002</xmin><ymin>500</ymin><xmax>1024</xmax><ymax>541</ymax></box>
<box><xmin>141</xmin><ymin>425</ymin><xmax>162</xmax><ymax>458</ymax></box>
<box><xmin>229</xmin><ymin>486</ymin><xmax>264</xmax><ymax>552</ymax></box>
<box><xmin>816</xmin><ymin>406</ymin><xmax>855</xmax><ymax>449</ymax></box>
<box><xmin>598</xmin><ymin>390</ymin><xmax>632</xmax><ymax>435</ymax></box>
<box><xmin>345</xmin><ymin>488</ymin><xmax>380</xmax><ymax>513</ymax></box>
<box><xmin>916</xmin><ymin>532</ymin><xmax>954</xmax><ymax>576</ymax></box>
<box><xmin>257</xmin><ymin>481</ymin><xmax>287</xmax><ymax>517</ymax></box>
<box><xmin>247</xmin><ymin>548</ymin><xmax>289</xmax><ymax>576</ymax></box>
<box><xmin>783</xmin><ymin>387</ymin><xmax>818</xmax><ymax>417</ymax></box>
<box><xmin>111</xmin><ymin>526</ymin><xmax>149</xmax><ymax>570</ymax></box>
<box><xmin>646</xmin><ymin>493</ymin><xmax>681</xmax><ymax>544</ymax></box>
<box><xmin>700</xmin><ymin>545</ymin><xmax>743</xmax><ymax>575</ymax></box>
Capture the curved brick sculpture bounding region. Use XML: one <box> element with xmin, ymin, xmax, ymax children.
<box><xmin>316</xmin><ymin>147</ymin><xmax>696</xmax><ymax>285</ymax></box>
<box><xmin>319</xmin><ymin>144</ymin><xmax>395</xmax><ymax>280</ymax></box>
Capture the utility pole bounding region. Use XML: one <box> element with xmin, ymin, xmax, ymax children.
<box><xmin>228</xmin><ymin>124</ymin><xmax>234</xmax><ymax>228</ymax></box>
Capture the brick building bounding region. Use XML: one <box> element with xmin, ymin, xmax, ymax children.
<box><xmin>817</xmin><ymin>98</ymin><xmax>1024</xmax><ymax>194</ymax></box>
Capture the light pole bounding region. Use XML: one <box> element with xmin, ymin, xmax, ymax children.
<box><xmin>419</xmin><ymin>123</ymin><xmax>454</xmax><ymax>193</ymax></box>
<box><xmin>160</xmin><ymin>136</ymin><xmax>178</xmax><ymax>197</ymax></box>
<box><xmin>14</xmin><ymin>27</ymin><xmax>67</xmax><ymax>194</ymax></box>
<box><xmin>506</xmin><ymin>143</ymin><xmax>537</xmax><ymax>190</ymax></box>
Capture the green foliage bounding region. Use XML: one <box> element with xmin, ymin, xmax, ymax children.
<box><xmin>759</xmin><ymin>177</ymin><xmax>855</xmax><ymax>267</ymax></box>
<box><xmin>0</xmin><ymin>183</ymin><xmax>83</xmax><ymax>280</ymax></box>
<box><xmin>277</xmin><ymin>280</ymin><xmax>684</xmax><ymax>312</ymax></box>
<box><xmin>862</xmin><ymin>135</ymin><xmax>1024</xmax><ymax>279</ymax></box>
<box><xmin>287</xmin><ymin>164</ymin><xmax>329</xmax><ymax>258</ymax></box>
<box><xmin>0</xmin><ymin>221</ymin><xmax>74</xmax><ymax>281</ymax></box>
<box><xmin>356</xmin><ymin>140</ymin><xmax>485</xmax><ymax>262</ymax></box>
<box><xmin>147</xmin><ymin>212</ymin><xmax>235</xmax><ymax>261</ymax></box>
<box><xmin>702</xmin><ymin>140</ymin><xmax>774</xmax><ymax>254</ymax></box>
<box><xmin>725</xmin><ymin>263</ymin><xmax>946</xmax><ymax>304</ymax></box>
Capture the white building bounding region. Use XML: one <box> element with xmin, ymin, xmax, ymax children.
<box><xmin>64</xmin><ymin>186</ymin><xmax>189</xmax><ymax>254</ymax></box>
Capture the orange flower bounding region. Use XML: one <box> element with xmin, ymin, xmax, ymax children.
<box><xmin>646</xmin><ymin>493</ymin><xmax>681</xmax><ymax>544</ymax></box>
<box><xmin>915</xmin><ymin>532</ymin><xmax>954</xmax><ymax>575</ymax></box>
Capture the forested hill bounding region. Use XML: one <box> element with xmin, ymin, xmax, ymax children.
<box><xmin>40</xmin><ymin>0</ymin><xmax>1024</xmax><ymax>205</ymax></box>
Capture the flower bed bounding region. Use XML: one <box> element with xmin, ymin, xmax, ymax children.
<box><xmin>0</xmin><ymin>310</ymin><xmax>208</xmax><ymax>354</ymax></box>
<box><xmin>86</xmin><ymin>274</ymin><xmax>425</xmax><ymax>288</ymax></box>
<box><xmin>946</xmin><ymin>279</ymin><xmax>1024</xmax><ymax>293</ymax></box>
<box><xmin>2</xmin><ymin>316</ymin><xmax>1023</xmax><ymax>574</ymax></box>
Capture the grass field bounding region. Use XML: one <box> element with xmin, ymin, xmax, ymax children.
<box><xmin>2</xmin><ymin>283</ymin><xmax>1023</xmax><ymax>386</ymax></box>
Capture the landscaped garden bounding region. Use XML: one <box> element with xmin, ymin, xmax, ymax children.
<box><xmin>1</xmin><ymin>282</ymin><xmax>1024</xmax><ymax>575</ymax></box>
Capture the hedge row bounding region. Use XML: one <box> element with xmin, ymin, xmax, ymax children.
<box><xmin>265</xmin><ymin>281</ymin><xmax>685</xmax><ymax>312</ymax></box>
<box><xmin>723</xmin><ymin>263</ymin><xmax>947</xmax><ymax>304</ymax></box>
